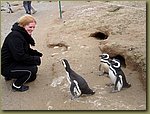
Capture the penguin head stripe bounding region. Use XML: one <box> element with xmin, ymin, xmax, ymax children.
<box><xmin>61</xmin><ymin>59</ymin><xmax>71</xmax><ymax>71</ymax></box>
<box><xmin>100</xmin><ymin>53</ymin><xmax>110</xmax><ymax>66</ymax></box>
<box><xmin>100</xmin><ymin>58</ymin><xmax>110</xmax><ymax>66</ymax></box>
<box><xmin>109</xmin><ymin>65</ymin><xmax>117</xmax><ymax>75</ymax></box>
<box><xmin>111</xmin><ymin>59</ymin><xmax>121</xmax><ymax>68</ymax></box>
<box><xmin>99</xmin><ymin>53</ymin><xmax>109</xmax><ymax>60</ymax></box>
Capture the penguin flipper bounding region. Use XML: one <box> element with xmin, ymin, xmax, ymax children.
<box><xmin>70</xmin><ymin>80</ymin><xmax>82</xmax><ymax>98</ymax></box>
<box><xmin>112</xmin><ymin>76</ymin><xmax>121</xmax><ymax>92</ymax></box>
<box><xmin>114</xmin><ymin>77</ymin><xmax>119</xmax><ymax>90</ymax></box>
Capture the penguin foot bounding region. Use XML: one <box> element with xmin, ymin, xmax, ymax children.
<box><xmin>106</xmin><ymin>83</ymin><xmax>114</xmax><ymax>87</ymax></box>
<box><xmin>99</xmin><ymin>72</ymin><xmax>104</xmax><ymax>76</ymax></box>
<box><xmin>99</xmin><ymin>72</ymin><xmax>108</xmax><ymax>76</ymax></box>
<box><xmin>71</xmin><ymin>96</ymin><xmax>79</xmax><ymax>100</ymax></box>
<box><xmin>71</xmin><ymin>96</ymin><xmax>75</xmax><ymax>100</ymax></box>
<box><xmin>104</xmin><ymin>72</ymin><xmax>109</xmax><ymax>75</ymax></box>
<box><xmin>111</xmin><ymin>89</ymin><xmax>119</xmax><ymax>93</ymax></box>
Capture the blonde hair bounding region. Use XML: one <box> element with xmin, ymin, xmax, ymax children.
<box><xmin>18</xmin><ymin>14</ymin><xmax>37</xmax><ymax>27</ymax></box>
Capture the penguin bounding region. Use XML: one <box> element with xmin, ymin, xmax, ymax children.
<box><xmin>61</xmin><ymin>59</ymin><xmax>95</xmax><ymax>98</ymax></box>
<box><xmin>108</xmin><ymin>58</ymin><xmax>131</xmax><ymax>93</ymax></box>
<box><xmin>6</xmin><ymin>2</ymin><xmax>13</xmax><ymax>13</ymax></box>
<box><xmin>99</xmin><ymin>53</ymin><xmax>110</xmax><ymax>76</ymax></box>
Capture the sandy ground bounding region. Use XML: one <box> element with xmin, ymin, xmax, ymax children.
<box><xmin>1</xmin><ymin>1</ymin><xmax>146</xmax><ymax>110</ymax></box>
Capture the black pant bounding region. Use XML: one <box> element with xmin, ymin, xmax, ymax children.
<box><xmin>9</xmin><ymin>64</ymin><xmax>38</xmax><ymax>86</ymax></box>
<box><xmin>23</xmin><ymin>1</ymin><xmax>32</xmax><ymax>14</ymax></box>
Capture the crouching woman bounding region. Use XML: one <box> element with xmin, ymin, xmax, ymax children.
<box><xmin>1</xmin><ymin>14</ymin><xmax>43</xmax><ymax>92</ymax></box>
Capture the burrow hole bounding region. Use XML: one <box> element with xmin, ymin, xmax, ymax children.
<box><xmin>89</xmin><ymin>31</ymin><xmax>109</xmax><ymax>40</ymax></box>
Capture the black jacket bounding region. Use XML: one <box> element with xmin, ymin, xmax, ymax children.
<box><xmin>1</xmin><ymin>23</ymin><xmax>42</xmax><ymax>76</ymax></box>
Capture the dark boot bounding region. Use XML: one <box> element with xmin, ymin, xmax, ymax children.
<box><xmin>12</xmin><ymin>83</ymin><xmax>29</xmax><ymax>92</ymax></box>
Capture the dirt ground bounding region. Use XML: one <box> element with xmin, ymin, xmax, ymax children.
<box><xmin>1</xmin><ymin>1</ymin><xmax>146</xmax><ymax>110</ymax></box>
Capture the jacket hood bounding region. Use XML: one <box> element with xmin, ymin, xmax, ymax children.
<box><xmin>11</xmin><ymin>22</ymin><xmax>35</xmax><ymax>46</ymax></box>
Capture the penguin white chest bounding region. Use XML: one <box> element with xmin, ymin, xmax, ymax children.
<box><xmin>101</xmin><ymin>62</ymin><xmax>109</xmax><ymax>72</ymax></box>
<box><xmin>65</xmin><ymin>71</ymin><xmax>71</xmax><ymax>84</ymax></box>
<box><xmin>109</xmin><ymin>69</ymin><xmax>117</xmax><ymax>84</ymax></box>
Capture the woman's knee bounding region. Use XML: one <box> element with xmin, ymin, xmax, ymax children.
<box><xmin>27</xmin><ymin>74</ymin><xmax>37</xmax><ymax>82</ymax></box>
<box><xmin>27</xmin><ymin>66</ymin><xmax>38</xmax><ymax>82</ymax></box>
<box><xmin>30</xmin><ymin>66</ymin><xmax>38</xmax><ymax>75</ymax></box>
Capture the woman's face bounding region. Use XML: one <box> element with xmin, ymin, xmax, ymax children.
<box><xmin>24</xmin><ymin>22</ymin><xmax>36</xmax><ymax>35</ymax></box>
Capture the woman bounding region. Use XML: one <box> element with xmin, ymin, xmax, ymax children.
<box><xmin>1</xmin><ymin>14</ymin><xmax>42</xmax><ymax>92</ymax></box>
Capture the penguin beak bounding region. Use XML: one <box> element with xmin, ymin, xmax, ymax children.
<box><xmin>61</xmin><ymin>59</ymin><xmax>64</xmax><ymax>64</ymax></box>
<box><xmin>109</xmin><ymin>59</ymin><xmax>112</xmax><ymax>63</ymax></box>
<box><xmin>99</xmin><ymin>54</ymin><xmax>102</xmax><ymax>57</ymax></box>
<box><xmin>60</xmin><ymin>59</ymin><xmax>63</xmax><ymax>63</ymax></box>
<box><xmin>57</xmin><ymin>59</ymin><xmax>61</xmax><ymax>63</ymax></box>
<box><xmin>55</xmin><ymin>58</ymin><xmax>62</xmax><ymax>63</ymax></box>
